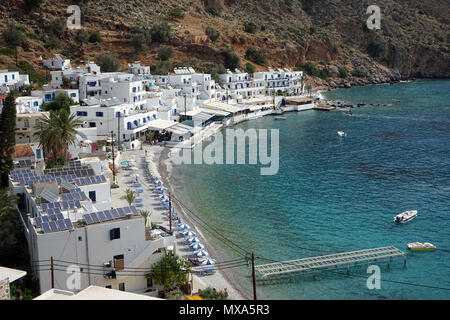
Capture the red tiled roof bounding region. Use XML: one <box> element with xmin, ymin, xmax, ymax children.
<box><xmin>12</xmin><ymin>144</ymin><xmax>35</xmax><ymax>158</ymax></box>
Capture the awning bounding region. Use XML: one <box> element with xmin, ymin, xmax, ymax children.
<box><xmin>199</xmin><ymin>108</ymin><xmax>230</xmax><ymax>117</ymax></box>
<box><xmin>147</xmin><ymin>119</ymin><xmax>177</xmax><ymax>131</ymax></box>
<box><xmin>203</xmin><ymin>101</ymin><xmax>241</xmax><ymax>114</ymax></box>
<box><xmin>192</xmin><ymin>112</ymin><xmax>214</xmax><ymax>122</ymax></box>
<box><xmin>167</xmin><ymin>123</ymin><xmax>194</xmax><ymax>135</ymax></box>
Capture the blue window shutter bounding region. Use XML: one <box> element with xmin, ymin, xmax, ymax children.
<box><xmin>110</xmin><ymin>229</ymin><xmax>114</xmax><ymax>240</ymax></box>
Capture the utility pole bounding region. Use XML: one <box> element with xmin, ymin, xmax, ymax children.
<box><xmin>251</xmin><ymin>252</ymin><xmax>257</xmax><ymax>300</ymax></box>
<box><xmin>168</xmin><ymin>192</ymin><xmax>172</xmax><ymax>233</ymax></box>
<box><xmin>117</xmin><ymin>112</ymin><xmax>121</xmax><ymax>151</ymax></box>
<box><xmin>184</xmin><ymin>93</ymin><xmax>187</xmax><ymax>122</ymax></box>
<box><xmin>50</xmin><ymin>256</ymin><xmax>55</xmax><ymax>289</ymax></box>
<box><xmin>111</xmin><ymin>131</ymin><xmax>116</xmax><ymax>184</ymax></box>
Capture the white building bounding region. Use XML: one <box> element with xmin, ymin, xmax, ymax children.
<box><xmin>218</xmin><ymin>69</ymin><xmax>265</xmax><ymax>103</ymax></box>
<box><xmin>43</xmin><ymin>54</ymin><xmax>71</xmax><ymax>71</ymax></box>
<box><xmin>0</xmin><ymin>70</ymin><xmax>30</xmax><ymax>94</ymax></box>
<box><xmin>50</xmin><ymin>61</ymin><xmax>101</xmax><ymax>89</ymax></box>
<box><xmin>9</xmin><ymin>160</ymin><xmax>174</xmax><ymax>295</ymax></box>
<box><xmin>71</xmin><ymin>100</ymin><xmax>157</xmax><ymax>149</ymax></box>
<box><xmin>253</xmin><ymin>68</ymin><xmax>304</xmax><ymax>96</ymax></box>
<box><xmin>32</xmin><ymin>87</ymin><xmax>79</xmax><ymax>104</ymax></box>
<box><xmin>128</xmin><ymin>62</ymin><xmax>151</xmax><ymax>77</ymax></box>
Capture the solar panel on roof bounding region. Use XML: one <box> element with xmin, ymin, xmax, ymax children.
<box><xmin>54</xmin><ymin>202</ymin><xmax>61</xmax><ymax>209</ymax></box>
<box><xmin>87</xmin><ymin>169</ymin><xmax>95</xmax><ymax>176</ymax></box>
<box><xmin>130</xmin><ymin>206</ymin><xmax>138</xmax><ymax>215</ymax></box>
<box><xmin>111</xmin><ymin>209</ymin><xmax>120</xmax><ymax>219</ymax></box>
<box><xmin>41</xmin><ymin>203</ymin><xmax>48</xmax><ymax>211</ymax></box>
<box><xmin>57</xmin><ymin>219</ymin><xmax>67</xmax><ymax>231</ymax></box>
<box><xmin>104</xmin><ymin>210</ymin><xmax>113</xmax><ymax>221</ymax></box>
<box><xmin>90</xmin><ymin>213</ymin><xmax>99</xmax><ymax>223</ymax></box>
<box><xmin>100</xmin><ymin>175</ymin><xmax>107</xmax><ymax>183</ymax></box>
<box><xmin>56</xmin><ymin>213</ymin><xmax>64</xmax><ymax>220</ymax></box>
<box><xmin>50</xmin><ymin>214</ymin><xmax>57</xmax><ymax>221</ymax></box>
<box><xmin>47</xmin><ymin>208</ymin><xmax>54</xmax><ymax>215</ymax></box>
<box><xmin>122</xmin><ymin>207</ymin><xmax>131</xmax><ymax>214</ymax></box>
<box><xmin>49</xmin><ymin>221</ymin><xmax>58</xmax><ymax>232</ymax></box>
<box><xmin>118</xmin><ymin>207</ymin><xmax>126</xmax><ymax>216</ymax></box>
<box><xmin>64</xmin><ymin>218</ymin><xmax>73</xmax><ymax>229</ymax></box>
<box><xmin>42</xmin><ymin>215</ymin><xmax>49</xmax><ymax>223</ymax></box>
<box><xmin>97</xmin><ymin>211</ymin><xmax>106</xmax><ymax>222</ymax></box>
<box><xmin>62</xmin><ymin>202</ymin><xmax>69</xmax><ymax>210</ymax></box>
<box><xmin>34</xmin><ymin>217</ymin><xmax>42</xmax><ymax>228</ymax></box>
<box><xmin>83</xmin><ymin>214</ymin><xmax>93</xmax><ymax>225</ymax></box>
<box><xmin>42</xmin><ymin>222</ymin><xmax>51</xmax><ymax>233</ymax></box>
<box><xmin>75</xmin><ymin>200</ymin><xmax>81</xmax><ymax>208</ymax></box>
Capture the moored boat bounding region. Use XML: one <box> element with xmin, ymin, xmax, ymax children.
<box><xmin>337</xmin><ymin>131</ymin><xmax>347</xmax><ymax>136</ymax></box>
<box><xmin>407</xmin><ymin>242</ymin><xmax>436</xmax><ymax>251</ymax></box>
<box><xmin>394</xmin><ymin>210</ymin><xmax>417</xmax><ymax>223</ymax></box>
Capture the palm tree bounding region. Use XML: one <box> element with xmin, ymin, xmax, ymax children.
<box><xmin>35</xmin><ymin>110</ymin><xmax>86</xmax><ymax>164</ymax></box>
<box><xmin>139</xmin><ymin>209</ymin><xmax>151</xmax><ymax>225</ymax></box>
<box><xmin>124</xmin><ymin>188</ymin><xmax>136</xmax><ymax>206</ymax></box>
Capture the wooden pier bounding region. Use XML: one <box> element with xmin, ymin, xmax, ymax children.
<box><xmin>255</xmin><ymin>246</ymin><xmax>406</xmax><ymax>279</ymax></box>
<box><xmin>314</xmin><ymin>103</ymin><xmax>336</xmax><ymax>111</ymax></box>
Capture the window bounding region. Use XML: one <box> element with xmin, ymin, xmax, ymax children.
<box><xmin>89</xmin><ymin>122</ymin><xmax>96</xmax><ymax>128</ymax></box>
<box><xmin>114</xmin><ymin>254</ymin><xmax>124</xmax><ymax>271</ymax></box>
<box><xmin>12</xmin><ymin>74</ymin><xmax>15</xmax><ymax>80</ymax></box>
<box><xmin>96</xmin><ymin>112</ymin><xmax>103</xmax><ymax>117</ymax></box>
<box><xmin>34</xmin><ymin>101</ymin><xmax>39</xmax><ymax>107</ymax></box>
<box><xmin>88</xmin><ymin>190</ymin><xmax>96</xmax><ymax>202</ymax></box>
<box><xmin>110</xmin><ymin>228</ymin><xmax>120</xmax><ymax>240</ymax></box>
<box><xmin>78</xmin><ymin>236</ymin><xmax>82</xmax><ymax>241</ymax></box>
<box><xmin>76</xmin><ymin>111</ymin><xmax>87</xmax><ymax>116</ymax></box>
<box><xmin>36</xmin><ymin>149</ymin><xmax>41</xmax><ymax>159</ymax></box>
<box><xmin>118</xmin><ymin>283</ymin><xmax>125</xmax><ymax>291</ymax></box>
<box><xmin>106</xmin><ymin>285</ymin><xmax>112</xmax><ymax>289</ymax></box>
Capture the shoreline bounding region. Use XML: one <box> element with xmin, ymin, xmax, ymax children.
<box><xmin>157</xmin><ymin>147</ymin><xmax>249</xmax><ymax>300</ymax></box>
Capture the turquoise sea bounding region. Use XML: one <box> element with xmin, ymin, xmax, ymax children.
<box><xmin>173</xmin><ymin>79</ymin><xmax>450</xmax><ymax>299</ymax></box>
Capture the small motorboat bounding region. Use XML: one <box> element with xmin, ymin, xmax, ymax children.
<box><xmin>337</xmin><ymin>131</ymin><xmax>347</xmax><ymax>136</ymax></box>
<box><xmin>275</xmin><ymin>116</ymin><xmax>287</xmax><ymax>120</ymax></box>
<box><xmin>394</xmin><ymin>210</ymin><xmax>417</xmax><ymax>223</ymax></box>
<box><xmin>407</xmin><ymin>242</ymin><xmax>436</xmax><ymax>251</ymax></box>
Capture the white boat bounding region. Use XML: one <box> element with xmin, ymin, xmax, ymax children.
<box><xmin>337</xmin><ymin>131</ymin><xmax>347</xmax><ymax>136</ymax></box>
<box><xmin>275</xmin><ymin>116</ymin><xmax>287</xmax><ymax>120</ymax></box>
<box><xmin>393</xmin><ymin>210</ymin><xmax>418</xmax><ymax>223</ymax></box>
<box><xmin>407</xmin><ymin>242</ymin><xmax>436</xmax><ymax>251</ymax></box>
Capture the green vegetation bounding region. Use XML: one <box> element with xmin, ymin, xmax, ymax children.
<box><xmin>205</xmin><ymin>27</ymin><xmax>220</xmax><ymax>43</ymax></box>
<box><xmin>208</xmin><ymin>64</ymin><xmax>227</xmax><ymax>83</ymax></box>
<box><xmin>168</xmin><ymin>7</ymin><xmax>185</xmax><ymax>20</ymax></box>
<box><xmin>49</xmin><ymin>18</ymin><xmax>66</xmax><ymax>38</ymax></box>
<box><xmin>0</xmin><ymin>189</ymin><xmax>19</xmax><ymax>255</ymax></box>
<box><xmin>139</xmin><ymin>209</ymin><xmax>151</xmax><ymax>225</ymax></box>
<box><xmin>111</xmin><ymin>183</ymin><xmax>120</xmax><ymax>189</ymax></box>
<box><xmin>0</xmin><ymin>47</ymin><xmax>16</xmax><ymax>57</ymax></box>
<box><xmin>35</xmin><ymin>110</ymin><xmax>86</xmax><ymax>163</ymax></box>
<box><xmin>151</xmin><ymin>253</ymin><xmax>191</xmax><ymax>295</ymax></box>
<box><xmin>245</xmin><ymin>47</ymin><xmax>268</xmax><ymax>65</ymax></box>
<box><xmin>75</xmin><ymin>29</ymin><xmax>90</xmax><ymax>44</ymax></box>
<box><xmin>24</xmin><ymin>0</ymin><xmax>43</xmax><ymax>10</ymax></box>
<box><xmin>14</xmin><ymin>61</ymin><xmax>47</xmax><ymax>86</ymax></box>
<box><xmin>205</xmin><ymin>6</ymin><xmax>221</xmax><ymax>17</ymax></box>
<box><xmin>157</xmin><ymin>46</ymin><xmax>174</xmax><ymax>61</ymax></box>
<box><xmin>153</xmin><ymin>60</ymin><xmax>172</xmax><ymax>75</ymax></box>
<box><xmin>221</xmin><ymin>49</ymin><xmax>240</xmax><ymax>70</ymax></box>
<box><xmin>338</xmin><ymin>66</ymin><xmax>349</xmax><ymax>78</ymax></box>
<box><xmin>0</xmin><ymin>94</ymin><xmax>16</xmax><ymax>188</ymax></box>
<box><xmin>351</xmin><ymin>68</ymin><xmax>366</xmax><ymax>77</ymax></box>
<box><xmin>245</xmin><ymin>62</ymin><xmax>255</xmax><ymax>75</ymax></box>
<box><xmin>129</xmin><ymin>26</ymin><xmax>152</xmax><ymax>52</ymax></box>
<box><xmin>296</xmin><ymin>62</ymin><xmax>328</xmax><ymax>79</ymax></box>
<box><xmin>199</xmin><ymin>287</ymin><xmax>228</xmax><ymax>300</ymax></box>
<box><xmin>150</xmin><ymin>22</ymin><xmax>171</xmax><ymax>43</ymax></box>
<box><xmin>95</xmin><ymin>53</ymin><xmax>121</xmax><ymax>72</ymax></box>
<box><xmin>124</xmin><ymin>189</ymin><xmax>136</xmax><ymax>206</ymax></box>
<box><xmin>367</xmin><ymin>41</ymin><xmax>382</xmax><ymax>58</ymax></box>
<box><xmin>45</xmin><ymin>35</ymin><xmax>61</xmax><ymax>49</ymax></box>
<box><xmin>2</xmin><ymin>25</ymin><xmax>25</xmax><ymax>47</ymax></box>
<box><xmin>243</xmin><ymin>21</ymin><xmax>258</xmax><ymax>34</ymax></box>
<box><xmin>42</xmin><ymin>94</ymin><xmax>77</xmax><ymax>113</ymax></box>
<box><xmin>88</xmin><ymin>30</ymin><xmax>102</xmax><ymax>43</ymax></box>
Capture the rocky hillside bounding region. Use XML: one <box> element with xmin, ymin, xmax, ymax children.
<box><xmin>0</xmin><ymin>0</ymin><xmax>448</xmax><ymax>89</ymax></box>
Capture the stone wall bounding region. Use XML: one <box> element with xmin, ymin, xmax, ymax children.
<box><xmin>0</xmin><ymin>279</ymin><xmax>10</xmax><ymax>300</ymax></box>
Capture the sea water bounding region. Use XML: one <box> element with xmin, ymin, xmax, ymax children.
<box><xmin>174</xmin><ymin>79</ymin><xmax>450</xmax><ymax>299</ymax></box>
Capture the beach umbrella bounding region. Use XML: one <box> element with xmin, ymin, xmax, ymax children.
<box><xmin>189</xmin><ymin>243</ymin><xmax>204</xmax><ymax>250</ymax></box>
<box><xmin>136</xmin><ymin>189</ymin><xmax>144</xmax><ymax>193</ymax></box>
<box><xmin>200</xmin><ymin>259</ymin><xmax>216</xmax><ymax>265</ymax></box>
<box><xmin>186</xmin><ymin>237</ymin><xmax>200</xmax><ymax>244</ymax></box>
<box><xmin>183</xmin><ymin>231</ymin><xmax>196</xmax><ymax>237</ymax></box>
<box><xmin>133</xmin><ymin>183</ymin><xmax>142</xmax><ymax>187</ymax></box>
<box><xmin>121</xmin><ymin>161</ymin><xmax>128</xmax><ymax>165</ymax></box>
<box><xmin>135</xmin><ymin>198</ymin><xmax>143</xmax><ymax>203</ymax></box>
<box><xmin>194</xmin><ymin>250</ymin><xmax>208</xmax><ymax>257</ymax></box>
<box><xmin>176</xmin><ymin>224</ymin><xmax>190</xmax><ymax>230</ymax></box>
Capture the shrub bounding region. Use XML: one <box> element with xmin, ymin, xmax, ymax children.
<box><xmin>209</xmin><ymin>64</ymin><xmax>227</xmax><ymax>82</ymax></box>
<box><xmin>351</xmin><ymin>69</ymin><xmax>366</xmax><ymax>77</ymax></box>
<box><xmin>42</xmin><ymin>94</ymin><xmax>76</xmax><ymax>113</ymax></box>
<box><xmin>88</xmin><ymin>31</ymin><xmax>102</xmax><ymax>43</ymax></box>
<box><xmin>49</xmin><ymin>18</ymin><xmax>65</xmax><ymax>38</ymax></box>
<box><xmin>157</xmin><ymin>46</ymin><xmax>174</xmax><ymax>61</ymax></box>
<box><xmin>153</xmin><ymin>60</ymin><xmax>172</xmax><ymax>75</ymax></box>
<box><xmin>245</xmin><ymin>47</ymin><xmax>267</xmax><ymax>65</ymax></box>
<box><xmin>168</xmin><ymin>7</ymin><xmax>185</xmax><ymax>20</ymax></box>
<box><xmin>239</xmin><ymin>37</ymin><xmax>246</xmax><ymax>44</ymax></box>
<box><xmin>367</xmin><ymin>41</ymin><xmax>381</xmax><ymax>58</ymax></box>
<box><xmin>75</xmin><ymin>29</ymin><xmax>90</xmax><ymax>44</ymax></box>
<box><xmin>221</xmin><ymin>49</ymin><xmax>240</xmax><ymax>70</ymax></box>
<box><xmin>151</xmin><ymin>22</ymin><xmax>171</xmax><ymax>43</ymax></box>
<box><xmin>131</xmin><ymin>33</ymin><xmax>148</xmax><ymax>52</ymax></box>
<box><xmin>0</xmin><ymin>47</ymin><xmax>17</xmax><ymax>57</ymax></box>
<box><xmin>206</xmin><ymin>6</ymin><xmax>221</xmax><ymax>17</ymax></box>
<box><xmin>95</xmin><ymin>53</ymin><xmax>121</xmax><ymax>72</ymax></box>
<box><xmin>199</xmin><ymin>287</ymin><xmax>228</xmax><ymax>300</ymax></box>
<box><xmin>45</xmin><ymin>35</ymin><xmax>61</xmax><ymax>49</ymax></box>
<box><xmin>205</xmin><ymin>27</ymin><xmax>220</xmax><ymax>42</ymax></box>
<box><xmin>24</xmin><ymin>0</ymin><xmax>43</xmax><ymax>10</ymax></box>
<box><xmin>243</xmin><ymin>21</ymin><xmax>258</xmax><ymax>34</ymax></box>
<box><xmin>245</xmin><ymin>62</ymin><xmax>255</xmax><ymax>75</ymax></box>
<box><xmin>16</xmin><ymin>61</ymin><xmax>47</xmax><ymax>86</ymax></box>
<box><xmin>338</xmin><ymin>66</ymin><xmax>349</xmax><ymax>78</ymax></box>
<box><xmin>2</xmin><ymin>25</ymin><xmax>25</xmax><ymax>47</ymax></box>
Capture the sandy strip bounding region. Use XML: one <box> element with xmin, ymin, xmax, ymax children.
<box><xmin>117</xmin><ymin>146</ymin><xmax>248</xmax><ymax>300</ymax></box>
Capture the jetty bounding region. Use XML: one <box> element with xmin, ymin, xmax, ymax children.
<box><xmin>314</xmin><ymin>102</ymin><xmax>336</xmax><ymax>111</ymax></box>
<box><xmin>255</xmin><ymin>246</ymin><xmax>406</xmax><ymax>279</ymax></box>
